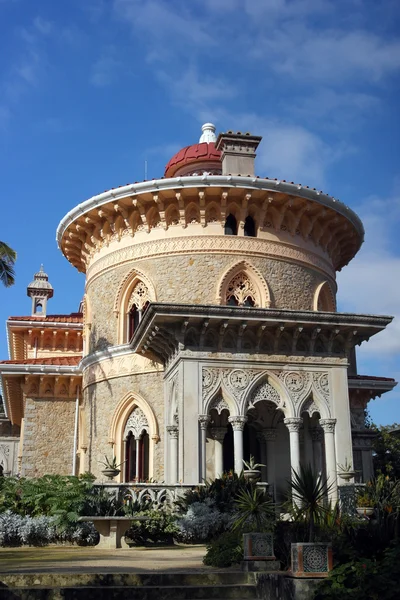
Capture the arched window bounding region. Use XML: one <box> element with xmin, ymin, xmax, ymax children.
<box><xmin>244</xmin><ymin>215</ymin><xmax>256</xmax><ymax>237</ymax></box>
<box><xmin>127</xmin><ymin>282</ymin><xmax>150</xmax><ymax>341</ymax></box>
<box><xmin>124</xmin><ymin>407</ymin><xmax>150</xmax><ymax>482</ymax></box>
<box><xmin>226</xmin><ymin>272</ymin><xmax>257</xmax><ymax>307</ymax></box>
<box><xmin>224</xmin><ymin>214</ymin><xmax>237</xmax><ymax>235</ymax></box>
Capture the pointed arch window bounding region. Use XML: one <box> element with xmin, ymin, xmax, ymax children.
<box><xmin>224</xmin><ymin>214</ymin><xmax>237</xmax><ymax>235</ymax></box>
<box><xmin>244</xmin><ymin>215</ymin><xmax>256</xmax><ymax>237</ymax></box>
<box><xmin>226</xmin><ymin>272</ymin><xmax>258</xmax><ymax>307</ymax></box>
<box><xmin>124</xmin><ymin>407</ymin><xmax>150</xmax><ymax>482</ymax></box>
<box><xmin>127</xmin><ymin>281</ymin><xmax>150</xmax><ymax>341</ymax></box>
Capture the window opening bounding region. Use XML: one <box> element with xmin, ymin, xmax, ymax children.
<box><xmin>224</xmin><ymin>214</ymin><xmax>237</xmax><ymax>235</ymax></box>
<box><xmin>244</xmin><ymin>215</ymin><xmax>256</xmax><ymax>237</ymax></box>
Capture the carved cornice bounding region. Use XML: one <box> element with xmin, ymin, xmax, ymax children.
<box><xmin>85</xmin><ymin>235</ymin><xmax>336</xmax><ymax>286</ymax></box>
<box><xmin>57</xmin><ymin>176</ymin><xmax>364</xmax><ymax>274</ymax></box>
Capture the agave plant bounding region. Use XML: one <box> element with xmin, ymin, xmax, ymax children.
<box><xmin>289</xmin><ymin>464</ymin><xmax>332</xmax><ymax>542</ymax></box>
<box><xmin>233</xmin><ymin>487</ymin><xmax>275</xmax><ymax>532</ymax></box>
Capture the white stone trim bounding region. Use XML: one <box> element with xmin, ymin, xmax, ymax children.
<box><xmin>57</xmin><ymin>175</ymin><xmax>364</xmax><ymax>247</ymax></box>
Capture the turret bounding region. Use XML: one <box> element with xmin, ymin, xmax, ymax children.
<box><xmin>27</xmin><ymin>265</ymin><xmax>54</xmax><ymax>317</ymax></box>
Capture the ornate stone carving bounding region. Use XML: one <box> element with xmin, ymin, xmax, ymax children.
<box><xmin>279</xmin><ymin>371</ymin><xmax>311</xmax><ymax>405</ymax></box>
<box><xmin>226</xmin><ymin>272</ymin><xmax>258</xmax><ymax>306</ymax></box>
<box><xmin>86</xmin><ymin>235</ymin><xmax>335</xmax><ymax>285</ymax></box>
<box><xmin>198</xmin><ymin>414</ymin><xmax>211</xmax><ymax>430</ymax></box>
<box><xmin>284</xmin><ymin>417</ymin><xmax>303</xmax><ymax>433</ymax></box>
<box><xmin>250</xmin><ymin>380</ymin><xmax>281</xmax><ymax>408</ymax></box>
<box><xmin>209</xmin><ymin>395</ymin><xmax>229</xmax><ymax>415</ymax></box>
<box><xmin>202</xmin><ymin>367</ymin><xmax>219</xmax><ymax>391</ymax></box>
<box><xmin>83</xmin><ymin>354</ymin><xmax>161</xmax><ymax>389</ymax></box>
<box><xmin>312</xmin><ymin>372</ymin><xmax>330</xmax><ymax>401</ymax></box>
<box><xmin>300</xmin><ymin>397</ymin><xmax>320</xmax><ymax>417</ymax></box>
<box><xmin>166</xmin><ymin>425</ymin><xmax>179</xmax><ymax>439</ymax></box>
<box><xmin>127</xmin><ymin>281</ymin><xmax>150</xmax><ymax>311</ymax></box>
<box><xmin>228</xmin><ymin>369</ymin><xmax>250</xmax><ymax>390</ymax></box>
<box><xmin>319</xmin><ymin>418</ymin><xmax>336</xmax><ymax>434</ymax></box>
<box><xmin>124</xmin><ymin>407</ymin><xmax>149</xmax><ymax>439</ymax></box>
<box><xmin>228</xmin><ymin>415</ymin><xmax>248</xmax><ymax>431</ymax></box>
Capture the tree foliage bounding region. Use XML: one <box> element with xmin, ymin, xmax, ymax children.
<box><xmin>373</xmin><ymin>423</ymin><xmax>400</xmax><ymax>479</ymax></box>
<box><xmin>0</xmin><ymin>241</ymin><xmax>16</xmax><ymax>287</ymax></box>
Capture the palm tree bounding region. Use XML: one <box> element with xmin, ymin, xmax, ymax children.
<box><xmin>0</xmin><ymin>241</ymin><xmax>16</xmax><ymax>287</ymax></box>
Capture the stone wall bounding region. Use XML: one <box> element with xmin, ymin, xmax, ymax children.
<box><xmin>21</xmin><ymin>397</ymin><xmax>76</xmax><ymax>477</ymax></box>
<box><xmin>83</xmin><ymin>370</ymin><xmax>165</xmax><ymax>481</ymax></box>
<box><xmin>87</xmin><ymin>253</ymin><xmax>327</xmax><ymax>349</ymax></box>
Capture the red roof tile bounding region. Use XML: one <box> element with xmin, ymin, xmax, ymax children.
<box><xmin>8</xmin><ymin>313</ymin><xmax>83</xmax><ymax>324</ymax></box>
<box><xmin>164</xmin><ymin>142</ymin><xmax>221</xmax><ymax>177</ymax></box>
<box><xmin>0</xmin><ymin>356</ymin><xmax>81</xmax><ymax>366</ymax></box>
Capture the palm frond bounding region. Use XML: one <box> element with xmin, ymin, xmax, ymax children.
<box><xmin>0</xmin><ymin>241</ymin><xmax>16</xmax><ymax>287</ymax></box>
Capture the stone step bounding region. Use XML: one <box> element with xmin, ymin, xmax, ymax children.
<box><xmin>0</xmin><ymin>572</ymin><xmax>254</xmax><ymax>588</ymax></box>
<box><xmin>0</xmin><ymin>584</ymin><xmax>258</xmax><ymax>600</ymax></box>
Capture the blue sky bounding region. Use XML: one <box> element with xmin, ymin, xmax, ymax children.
<box><xmin>0</xmin><ymin>0</ymin><xmax>399</xmax><ymax>425</ymax></box>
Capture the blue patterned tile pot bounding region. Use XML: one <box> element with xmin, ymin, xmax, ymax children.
<box><xmin>291</xmin><ymin>542</ymin><xmax>333</xmax><ymax>577</ymax></box>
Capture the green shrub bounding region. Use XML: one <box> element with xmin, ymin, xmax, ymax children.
<box><xmin>125</xmin><ymin>509</ymin><xmax>178</xmax><ymax>545</ymax></box>
<box><xmin>176</xmin><ymin>472</ymin><xmax>253</xmax><ymax>513</ymax></box>
<box><xmin>314</xmin><ymin>544</ymin><xmax>400</xmax><ymax>599</ymax></box>
<box><xmin>203</xmin><ymin>530</ymin><xmax>243</xmax><ymax>568</ymax></box>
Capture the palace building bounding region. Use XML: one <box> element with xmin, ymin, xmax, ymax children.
<box><xmin>0</xmin><ymin>123</ymin><xmax>396</xmax><ymax>502</ymax></box>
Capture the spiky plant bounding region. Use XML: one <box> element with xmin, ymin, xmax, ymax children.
<box><xmin>233</xmin><ymin>487</ymin><xmax>275</xmax><ymax>532</ymax></box>
<box><xmin>289</xmin><ymin>464</ymin><xmax>332</xmax><ymax>542</ymax></box>
<box><xmin>0</xmin><ymin>241</ymin><xmax>16</xmax><ymax>287</ymax></box>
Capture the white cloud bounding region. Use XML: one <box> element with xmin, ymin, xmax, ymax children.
<box><xmin>337</xmin><ymin>191</ymin><xmax>400</xmax><ymax>356</ymax></box>
<box><xmin>90</xmin><ymin>51</ymin><xmax>121</xmax><ymax>87</ymax></box>
<box><xmin>33</xmin><ymin>17</ymin><xmax>53</xmax><ymax>36</ymax></box>
<box><xmin>113</xmin><ymin>0</ymin><xmax>215</xmax><ymax>57</ymax></box>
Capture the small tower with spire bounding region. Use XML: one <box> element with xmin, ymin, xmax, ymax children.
<box><xmin>27</xmin><ymin>265</ymin><xmax>54</xmax><ymax>317</ymax></box>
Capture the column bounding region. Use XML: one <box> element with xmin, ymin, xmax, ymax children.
<box><xmin>264</xmin><ymin>428</ymin><xmax>277</xmax><ymax>498</ymax></box>
<box><xmin>228</xmin><ymin>416</ymin><xmax>247</xmax><ymax>474</ymax></box>
<box><xmin>211</xmin><ymin>427</ymin><xmax>226</xmax><ymax>478</ymax></box>
<box><xmin>284</xmin><ymin>418</ymin><xmax>303</xmax><ymax>480</ymax></box>
<box><xmin>311</xmin><ymin>427</ymin><xmax>324</xmax><ymax>476</ymax></box>
<box><xmin>135</xmin><ymin>438</ymin><xmax>140</xmax><ymax>482</ymax></box>
<box><xmin>320</xmin><ymin>418</ymin><xmax>338</xmax><ymax>502</ymax></box>
<box><xmin>303</xmin><ymin>417</ymin><xmax>314</xmax><ymax>469</ymax></box>
<box><xmin>167</xmin><ymin>425</ymin><xmax>179</xmax><ymax>484</ymax></box>
<box><xmin>122</xmin><ymin>439</ymin><xmax>127</xmax><ymax>483</ymax></box>
<box><xmin>198</xmin><ymin>415</ymin><xmax>211</xmax><ymax>483</ymax></box>
<box><xmin>256</xmin><ymin>432</ymin><xmax>268</xmax><ymax>482</ymax></box>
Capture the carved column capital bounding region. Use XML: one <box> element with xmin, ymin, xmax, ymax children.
<box><xmin>228</xmin><ymin>415</ymin><xmax>248</xmax><ymax>431</ymax></box>
<box><xmin>166</xmin><ymin>425</ymin><xmax>179</xmax><ymax>439</ymax></box>
<box><xmin>284</xmin><ymin>417</ymin><xmax>303</xmax><ymax>433</ymax></box>
<box><xmin>320</xmin><ymin>418</ymin><xmax>337</xmax><ymax>434</ymax></box>
<box><xmin>211</xmin><ymin>427</ymin><xmax>227</xmax><ymax>442</ymax></box>
<box><xmin>198</xmin><ymin>414</ymin><xmax>211</xmax><ymax>430</ymax></box>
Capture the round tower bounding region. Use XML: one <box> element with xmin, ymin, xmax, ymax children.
<box><xmin>56</xmin><ymin>123</ymin><xmax>366</xmax><ymax>485</ymax></box>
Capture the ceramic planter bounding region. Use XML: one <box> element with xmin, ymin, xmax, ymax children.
<box><xmin>291</xmin><ymin>542</ymin><xmax>333</xmax><ymax>578</ymax></box>
<box><xmin>101</xmin><ymin>468</ymin><xmax>120</xmax><ymax>480</ymax></box>
<box><xmin>243</xmin><ymin>469</ymin><xmax>261</xmax><ymax>483</ymax></box>
<box><xmin>356</xmin><ymin>506</ymin><xmax>374</xmax><ymax>517</ymax></box>
<box><xmin>338</xmin><ymin>470</ymin><xmax>356</xmax><ymax>482</ymax></box>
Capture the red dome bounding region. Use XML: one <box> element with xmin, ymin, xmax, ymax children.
<box><xmin>164</xmin><ymin>142</ymin><xmax>221</xmax><ymax>178</ymax></box>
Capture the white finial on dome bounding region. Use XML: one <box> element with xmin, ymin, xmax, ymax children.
<box><xmin>199</xmin><ymin>123</ymin><xmax>217</xmax><ymax>143</ymax></box>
